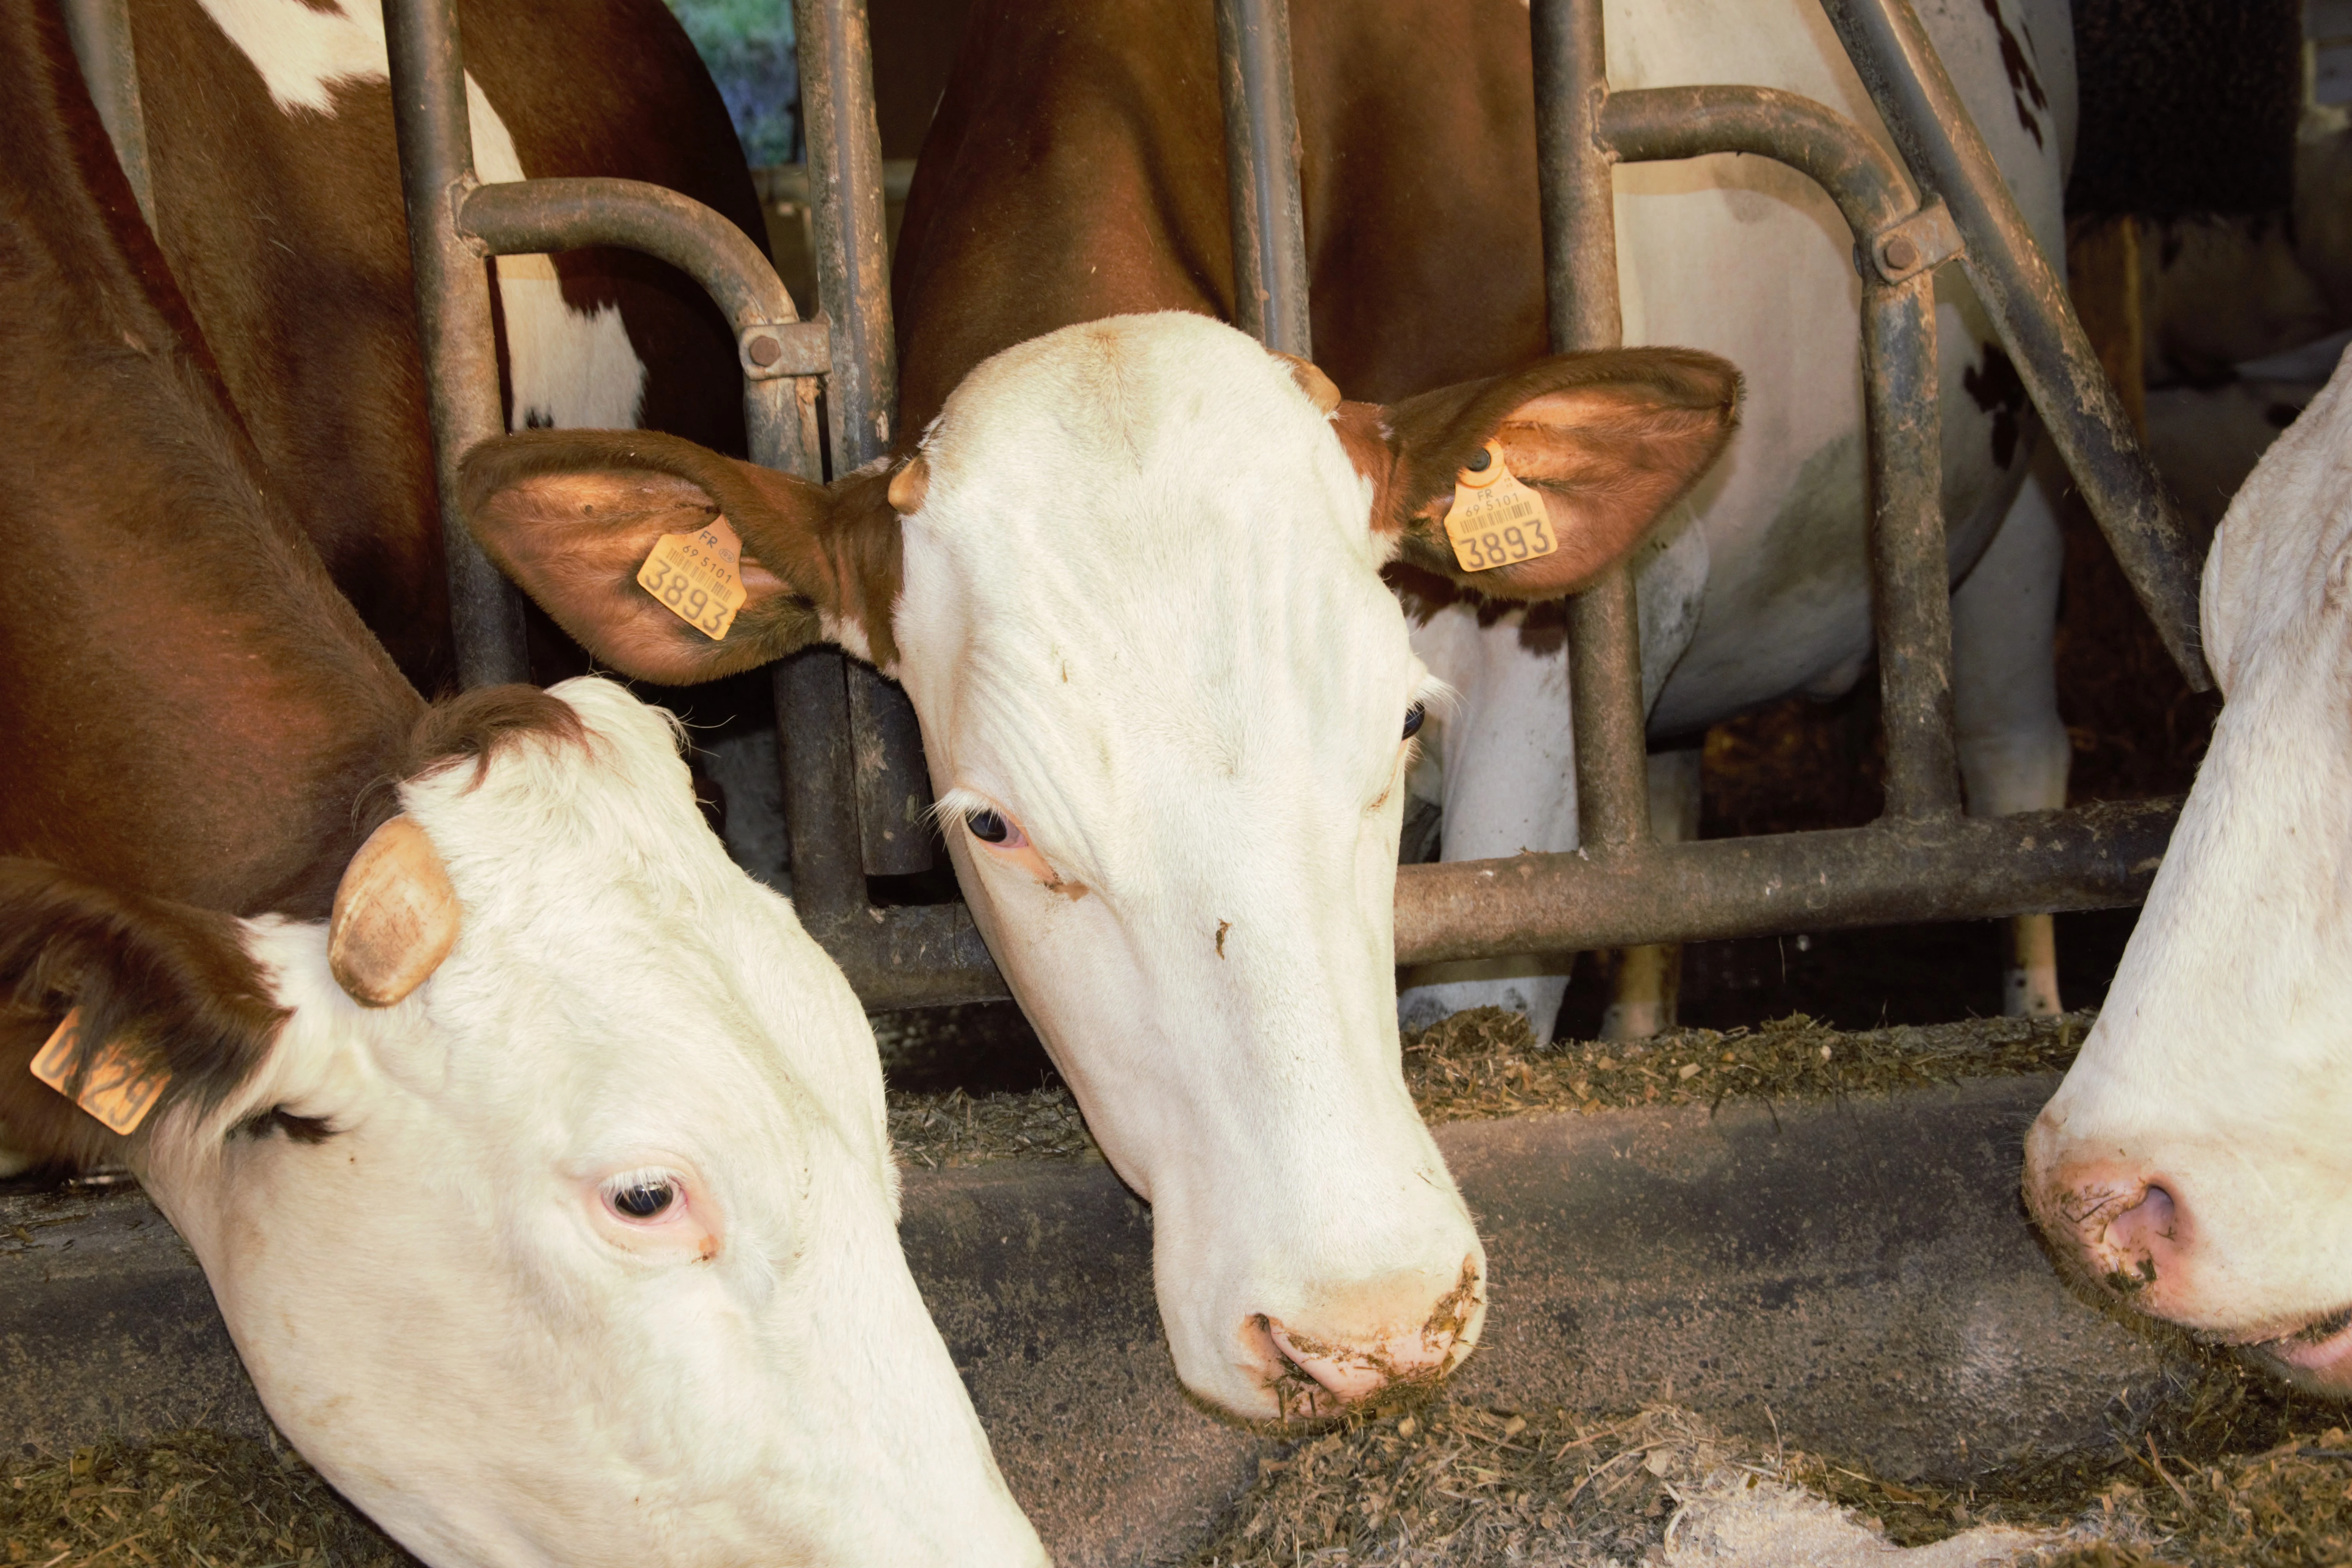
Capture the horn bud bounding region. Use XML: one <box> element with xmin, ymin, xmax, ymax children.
<box><xmin>329</xmin><ymin>816</ymin><xmax>459</xmax><ymax>1007</ymax></box>
<box><xmin>1271</xmin><ymin>352</ymin><xmax>1342</xmax><ymax>414</ymax></box>
<box><xmin>887</xmin><ymin>456</ymin><xmax>930</xmax><ymax>514</ymax></box>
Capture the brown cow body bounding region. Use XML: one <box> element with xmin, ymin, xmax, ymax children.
<box><xmin>121</xmin><ymin>0</ymin><xmax>762</xmax><ymax>692</ymax></box>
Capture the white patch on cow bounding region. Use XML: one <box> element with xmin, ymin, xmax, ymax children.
<box><xmin>135</xmin><ymin>677</ymin><xmax>1045</xmax><ymax>1567</ymax></box>
<box><xmin>194</xmin><ymin>0</ymin><xmax>646</xmax><ymax>430</ymax></box>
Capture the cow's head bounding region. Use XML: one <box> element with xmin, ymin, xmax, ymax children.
<box><xmin>463</xmin><ymin>313</ymin><xmax>1739</xmax><ymax>1417</ymax></box>
<box><xmin>0</xmin><ymin>678</ymin><xmax>1045</xmax><ymax>1565</ymax></box>
<box><xmin>2024</xmin><ymin>348</ymin><xmax>2352</xmax><ymax>1395</ymax></box>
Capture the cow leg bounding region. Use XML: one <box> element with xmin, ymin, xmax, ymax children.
<box><xmin>1399</xmin><ymin>605</ymin><xmax>1579</xmax><ymax>1043</ymax></box>
<box><xmin>1600</xmin><ymin>746</ymin><xmax>1704</xmax><ymax>1039</ymax></box>
<box><xmin>1952</xmin><ymin>448</ymin><xmax>2071</xmax><ymax>1017</ymax></box>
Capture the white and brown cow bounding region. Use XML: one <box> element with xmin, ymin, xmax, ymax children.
<box><xmin>0</xmin><ymin>9</ymin><xmax>1045</xmax><ymax>1563</ymax></box>
<box><xmin>2023</xmin><ymin>340</ymin><xmax>2352</xmax><ymax>1396</ymax></box>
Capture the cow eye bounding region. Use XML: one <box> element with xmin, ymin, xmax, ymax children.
<box><xmin>606</xmin><ymin>1177</ymin><xmax>677</xmax><ymax>1221</ymax></box>
<box><xmin>1403</xmin><ymin>703</ymin><xmax>1426</xmax><ymax>740</ymax></box>
<box><xmin>967</xmin><ymin>808</ymin><xmax>1011</xmax><ymax>843</ymax></box>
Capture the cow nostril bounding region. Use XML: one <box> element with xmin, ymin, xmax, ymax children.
<box><xmin>2107</xmin><ymin>1182</ymin><xmax>2178</xmax><ymax>1249</ymax></box>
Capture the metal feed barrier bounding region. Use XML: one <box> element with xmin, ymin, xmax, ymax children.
<box><xmin>375</xmin><ymin>0</ymin><xmax>2207</xmax><ymax>1009</ymax></box>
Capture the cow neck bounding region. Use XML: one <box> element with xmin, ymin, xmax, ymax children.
<box><xmin>0</xmin><ymin>0</ymin><xmax>422</xmax><ymax>921</ymax></box>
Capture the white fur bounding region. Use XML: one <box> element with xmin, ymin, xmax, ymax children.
<box><xmin>136</xmin><ymin>679</ymin><xmax>1045</xmax><ymax>1568</ymax></box>
<box><xmin>1402</xmin><ymin>0</ymin><xmax>2076</xmax><ymax>1037</ymax></box>
<box><xmin>893</xmin><ymin>315</ymin><xmax>1486</xmax><ymax>1419</ymax></box>
<box><xmin>194</xmin><ymin>0</ymin><xmax>646</xmax><ymax>430</ymax></box>
<box><xmin>2023</xmin><ymin>343</ymin><xmax>2352</xmax><ymax>1351</ymax></box>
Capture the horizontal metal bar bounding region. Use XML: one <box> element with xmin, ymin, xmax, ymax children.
<box><xmin>1392</xmin><ymin>798</ymin><xmax>2179</xmax><ymax>964</ymax></box>
<box><xmin>1814</xmin><ymin>0</ymin><xmax>2212</xmax><ymax>691</ymax></box>
<box><xmin>806</xmin><ymin>904</ymin><xmax>1009</xmax><ymax>1011</ymax></box>
<box><xmin>751</xmin><ymin>160</ymin><xmax>917</xmax><ymax>209</ymax></box>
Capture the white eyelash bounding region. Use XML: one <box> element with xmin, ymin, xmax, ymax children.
<box><xmin>928</xmin><ymin>786</ymin><xmax>1001</xmax><ymax>832</ymax></box>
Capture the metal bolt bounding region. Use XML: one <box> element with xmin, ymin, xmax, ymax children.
<box><xmin>746</xmin><ymin>334</ymin><xmax>783</xmax><ymax>367</ymax></box>
<box><xmin>1880</xmin><ymin>234</ymin><xmax>1920</xmax><ymax>272</ymax></box>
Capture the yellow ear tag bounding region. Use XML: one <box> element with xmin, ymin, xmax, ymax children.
<box><xmin>1445</xmin><ymin>440</ymin><xmax>1557</xmax><ymax>573</ymax></box>
<box><xmin>30</xmin><ymin>1008</ymin><xmax>169</xmax><ymax>1136</ymax></box>
<box><xmin>637</xmin><ymin>516</ymin><xmax>749</xmax><ymax>641</ymax></box>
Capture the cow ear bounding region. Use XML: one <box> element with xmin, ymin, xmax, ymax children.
<box><xmin>1349</xmin><ymin>348</ymin><xmax>1740</xmax><ymax>599</ymax></box>
<box><xmin>457</xmin><ymin>430</ymin><xmax>908</xmax><ymax>681</ymax></box>
<box><xmin>0</xmin><ymin>859</ymin><xmax>286</xmax><ymax>1168</ymax></box>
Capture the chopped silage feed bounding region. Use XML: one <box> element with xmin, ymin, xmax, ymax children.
<box><xmin>12</xmin><ymin>1005</ymin><xmax>2341</xmax><ymax>1567</ymax></box>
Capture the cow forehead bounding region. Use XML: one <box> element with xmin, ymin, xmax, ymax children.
<box><xmin>904</xmin><ymin>315</ymin><xmax>1415</xmax><ymax>750</ymax></box>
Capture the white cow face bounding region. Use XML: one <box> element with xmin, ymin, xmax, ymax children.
<box><xmin>139</xmin><ymin>679</ymin><xmax>1045</xmax><ymax>1566</ymax></box>
<box><xmin>462</xmin><ymin>313</ymin><xmax>1740</xmax><ymax>1418</ymax></box>
<box><xmin>2024</xmin><ymin>349</ymin><xmax>2352</xmax><ymax>1396</ymax></box>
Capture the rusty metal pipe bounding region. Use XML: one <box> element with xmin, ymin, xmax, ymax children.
<box><xmin>1599</xmin><ymin>84</ymin><xmax>1915</xmax><ymax>235</ymax></box>
<box><xmin>1814</xmin><ymin>0</ymin><xmax>2211</xmax><ymax>691</ymax></box>
<box><xmin>1392</xmin><ymin>798</ymin><xmax>2178</xmax><ymax>963</ymax></box>
<box><xmin>1214</xmin><ymin>0</ymin><xmax>1313</xmax><ymax>357</ymax></box>
<box><xmin>381</xmin><ymin>0</ymin><xmax>530</xmax><ymax>689</ymax></box>
<box><xmin>1532</xmin><ymin>0</ymin><xmax>1650</xmax><ymax>853</ymax></box>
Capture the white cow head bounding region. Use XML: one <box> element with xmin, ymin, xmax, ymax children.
<box><xmin>5</xmin><ymin>678</ymin><xmax>1044</xmax><ymax>1566</ymax></box>
<box><xmin>2024</xmin><ymin>348</ymin><xmax>2352</xmax><ymax>1396</ymax></box>
<box><xmin>463</xmin><ymin>314</ymin><xmax>1740</xmax><ymax>1418</ymax></box>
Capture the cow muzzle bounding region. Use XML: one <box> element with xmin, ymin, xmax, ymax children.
<box><xmin>1240</xmin><ymin>1254</ymin><xmax>1486</xmax><ymax>1421</ymax></box>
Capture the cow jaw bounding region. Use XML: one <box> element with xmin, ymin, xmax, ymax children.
<box><xmin>2024</xmin><ymin>352</ymin><xmax>2352</xmax><ymax>1387</ymax></box>
<box><xmin>135</xmin><ymin>679</ymin><xmax>1044</xmax><ymax>1567</ymax></box>
<box><xmin>897</xmin><ymin>314</ymin><xmax>1488</xmax><ymax>1418</ymax></box>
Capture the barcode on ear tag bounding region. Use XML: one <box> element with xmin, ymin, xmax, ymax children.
<box><xmin>29</xmin><ymin>1008</ymin><xmax>170</xmax><ymax>1136</ymax></box>
<box><xmin>637</xmin><ymin>516</ymin><xmax>749</xmax><ymax>641</ymax></box>
<box><xmin>1445</xmin><ymin>440</ymin><xmax>1558</xmax><ymax>573</ymax></box>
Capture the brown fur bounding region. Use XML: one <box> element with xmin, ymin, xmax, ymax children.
<box><xmin>127</xmin><ymin>0</ymin><xmax>763</xmax><ymax>694</ymax></box>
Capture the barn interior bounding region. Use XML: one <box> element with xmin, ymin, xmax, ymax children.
<box><xmin>10</xmin><ymin>0</ymin><xmax>2352</xmax><ymax>1564</ymax></box>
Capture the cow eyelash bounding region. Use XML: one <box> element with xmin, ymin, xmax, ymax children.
<box><xmin>234</xmin><ymin>1107</ymin><xmax>337</xmax><ymax>1144</ymax></box>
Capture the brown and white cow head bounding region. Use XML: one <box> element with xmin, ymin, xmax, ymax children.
<box><xmin>2024</xmin><ymin>346</ymin><xmax>2352</xmax><ymax>1395</ymax></box>
<box><xmin>464</xmin><ymin>312</ymin><xmax>1739</xmax><ymax>1418</ymax></box>
<box><xmin>2</xmin><ymin>679</ymin><xmax>1045</xmax><ymax>1566</ymax></box>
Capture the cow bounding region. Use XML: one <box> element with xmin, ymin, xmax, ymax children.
<box><xmin>0</xmin><ymin>10</ymin><xmax>1047</xmax><ymax>1562</ymax></box>
<box><xmin>888</xmin><ymin>0</ymin><xmax>2080</xmax><ymax>1040</ymax></box>
<box><xmin>115</xmin><ymin>0</ymin><xmax>763</xmax><ymax>695</ymax></box>
<box><xmin>2022</xmin><ymin>342</ymin><xmax>2352</xmax><ymax>1397</ymax></box>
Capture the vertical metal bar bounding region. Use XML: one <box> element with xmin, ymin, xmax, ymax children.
<box><xmin>775</xmin><ymin>651</ymin><xmax>867</xmax><ymax>916</ymax></box>
<box><xmin>1531</xmin><ymin>0</ymin><xmax>1650</xmax><ymax>850</ymax></box>
<box><xmin>383</xmin><ymin>0</ymin><xmax>530</xmax><ymax>689</ymax></box>
<box><xmin>60</xmin><ymin>0</ymin><xmax>152</xmax><ymax>228</ymax></box>
<box><xmin>1814</xmin><ymin>0</ymin><xmax>2211</xmax><ymax>692</ymax></box>
<box><xmin>1863</xmin><ymin>277</ymin><xmax>1963</xmax><ymax>819</ymax></box>
<box><xmin>784</xmin><ymin>0</ymin><xmax>931</xmax><ymax>886</ymax></box>
<box><xmin>1214</xmin><ymin>0</ymin><xmax>1313</xmax><ymax>357</ymax></box>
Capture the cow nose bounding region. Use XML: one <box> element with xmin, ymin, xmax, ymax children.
<box><xmin>1252</xmin><ymin>1256</ymin><xmax>1483</xmax><ymax>1416</ymax></box>
<box><xmin>2035</xmin><ymin>1161</ymin><xmax>2189</xmax><ymax>1300</ymax></box>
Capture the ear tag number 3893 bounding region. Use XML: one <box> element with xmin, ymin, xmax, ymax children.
<box><xmin>1445</xmin><ymin>440</ymin><xmax>1556</xmax><ymax>573</ymax></box>
<box><xmin>30</xmin><ymin>1008</ymin><xmax>169</xmax><ymax>1136</ymax></box>
<box><xmin>638</xmin><ymin>516</ymin><xmax>749</xmax><ymax>641</ymax></box>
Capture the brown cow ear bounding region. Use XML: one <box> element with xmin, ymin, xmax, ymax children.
<box><xmin>456</xmin><ymin>430</ymin><xmax>907</xmax><ymax>681</ymax></box>
<box><xmin>1360</xmin><ymin>348</ymin><xmax>1740</xmax><ymax>599</ymax></box>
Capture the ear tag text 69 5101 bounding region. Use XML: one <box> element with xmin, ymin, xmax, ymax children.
<box><xmin>637</xmin><ymin>516</ymin><xmax>748</xmax><ymax>641</ymax></box>
<box><xmin>30</xmin><ymin>1008</ymin><xmax>169</xmax><ymax>1136</ymax></box>
<box><xmin>1445</xmin><ymin>440</ymin><xmax>1557</xmax><ymax>573</ymax></box>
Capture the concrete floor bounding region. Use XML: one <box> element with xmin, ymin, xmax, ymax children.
<box><xmin>2</xmin><ymin>1076</ymin><xmax>2161</xmax><ymax>1567</ymax></box>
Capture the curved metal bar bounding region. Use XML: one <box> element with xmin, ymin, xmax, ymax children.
<box><xmin>1600</xmin><ymin>83</ymin><xmax>1916</xmax><ymax>241</ymax></box>
<box><xmin>1814</xmin><ymin>0</ymin><xmax>2211</xmax><ymax>691</ymax></box>
<box><xmin>458</xmin><ymin>176</ymin><xmax>824</xmax><ymax>482</ymax></box>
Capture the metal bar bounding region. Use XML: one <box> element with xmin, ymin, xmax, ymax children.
<box><xmin>1392</xmin><ymin>797</ymin><xmax>2178</xmax><ymax>964</ymax></box>
<box><xmin>1214</xmin><ymin>0</ymin><xmax>1313</xmax><ymax>356</ymax></box>
<box><xmin>59</xmin><ymin>0</ymin><xmax>152</xmax><ymax>228</ymax></box>
<box><xmin>458</xmin><ymin>176</ymin><xmax>825</xmax><ymax>479</ymax></box>
<box><xmin>1814</xmin><ymin>0</ymin><xmax>2212</xmax><ymax>692</ymax></box>
<box><xmin>381</xmin><ymin>0</ymin><xmax>530</xmax><ymax>689</ymax></box>
<box><xmin>1600</xmin><ymin>85</ymin><xmax>1913</xmax><ymax>233</ymax></box>
<box><xmin>774</xmin><ymin>650</ymin><xmax>866</xmax><ymax>917</ymax></box>
<box><xmin>1862</xmin><ymin>276</ymin><xmax>1963</xmax><ymax>818</ymax></box>
<box><xmin>1531</xmin><ymin>0</ymin><xmax>1648</xmax><ymax>851</ymax></box>
<box><xmin>791</xmin><ymin>0</ymin><xmax>932</xmax><ymax>883</ymax></box>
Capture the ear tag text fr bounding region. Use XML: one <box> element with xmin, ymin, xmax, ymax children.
<box><xmin>30</xmin><ymin>1008</ymin><xmax>169</xmax><ymax>1135</ymax></box>
<box><xmin>1445</xmin><ymin>440</ymin><xmax>1557</xmax><ymax>573</ymax></box>
<box><xmin>637</xmin><ymin>516</ymin><xmax>749</xmax><ymax>641</ymax></box>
